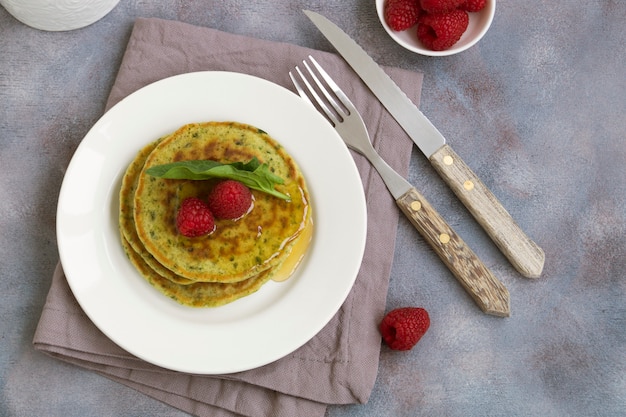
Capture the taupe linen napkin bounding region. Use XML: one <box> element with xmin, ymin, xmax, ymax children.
<box><xmin>33</xmin><ymin>18</ymin><xmax>422</xmax><ymax>417</ymax></box>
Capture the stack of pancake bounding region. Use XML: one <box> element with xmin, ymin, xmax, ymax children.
<box><xmin>119</xmin><ymin>121</ymin><xmax>312</xmax><ymax>307</ymax></box>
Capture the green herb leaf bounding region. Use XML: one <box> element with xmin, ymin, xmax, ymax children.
<box><xmin>145</xmin><ymin>157</ymin><xmax>290</xmax><ymax>200</ymax></box>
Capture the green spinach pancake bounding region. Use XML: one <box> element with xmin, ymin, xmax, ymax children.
<box><xmin>120</xmin><ymin>235</ymin><xmax>275</xmax><ymax>307</ymax></box>
<box><xmin>119</xmin><ymin>121</ymin><xmax>312</xmax><ymax>307</ymax></box>
<box><xmin>119</xmin><ymin>137</ymin><xmax>196</xmax><ymax>285</ymax></box>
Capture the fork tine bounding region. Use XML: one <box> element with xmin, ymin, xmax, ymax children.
<box><xmin>301</xmin><ymin>59</ymin><xmax>346</xmax><ymax>120</ymax></box>
<box><xmin>307</xmin><ymin>56</ymin><xmax>357</xmax><ymax>115</ymax></box>
<box><xmin>288</xmin><ymin>70</ymin><xmax>315</xmax><ymax>108</ymax></box>
<box><xmin>292</xmin><ymin>65</ymin><xmax>340</xmax><ymax>126</ymax></box>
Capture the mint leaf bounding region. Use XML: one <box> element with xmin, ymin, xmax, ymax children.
<box><xmin>145</xmin><ymin>157</ymin><xmax>290</xmax><ymax>200</ymax></box>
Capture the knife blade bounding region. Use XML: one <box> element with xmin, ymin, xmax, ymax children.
<box><xmin>304</xmin><ymin>10</ymin><xmax>545</xmax><ymax>279</ymax></box>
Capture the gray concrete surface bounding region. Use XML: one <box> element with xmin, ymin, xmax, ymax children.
<box><xmin>1</xmin><ymin>1</ymin><xmax>625</xmax><ymax>416</ymax></box>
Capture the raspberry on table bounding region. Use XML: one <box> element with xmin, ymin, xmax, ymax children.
<box><xmin>176</xmin><ymin>197</ymin><xmax>215</xmax><ymax>237</ymax></box>
<box><xmin>417</xmin><ymin>9</ymin><xmax>469</xmax><ymax>51</ymax></box>
<box><xmin>385</xmin><ymin>0</ymin><xmax>422</xmax><ymax>31</ymax></box>
<box><xmin>379</xmin><ymin>307</ymin><xmax>430</xmax><ymax>351</ymax></box>
<box><xmin>207</xmin><ymin>180</ymin><xmax>253</xmax><ymax>220</ymax></box>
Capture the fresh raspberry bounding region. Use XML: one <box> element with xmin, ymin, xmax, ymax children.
<box><xmin>459</xmin><ymin>0</ymin><xmax>486</xmax><ymax>12</ymax></box>
<box><xmin>384</xmin><ymin>0</ymin><xmax>422</xmax><ymax>31</ymax></box>
<box><xmin>379</xmin><ymin>307</ymin><xmax>430</xmax><ymax>351</ymax></box>
<box><xmin>419</xmin><ymin>0</ymin><xmax>465</xmax><ymax>13</ymax></box>
<box><xmin>417</xmin><ymin>9</ymin><xmax>469</xmax><ymax>51</ymax></box>
<box><xmin>207</xmin><ymin>180</ymin><xmax>253</xmax><ymax>220</ymax></box>
<box><xmin>176</xmin><ymin>197</ymin><xmax>215</xmax><ymax>237</ymax></box>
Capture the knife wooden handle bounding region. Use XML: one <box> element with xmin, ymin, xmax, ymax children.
<box><xmin>429</xmin><ymin>144</ymin><xmax>545</xmax><ymax>278</ymax></box>
<box><xmin>396</xmin><ymin>187</ymin><xmax>510</xmax><ymax>317</ymax></box>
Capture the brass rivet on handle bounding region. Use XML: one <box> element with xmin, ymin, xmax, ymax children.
<box><xmin>443</xmin><ymin>155</ymin><xmax>454</xmax><ymax>165</ymax></box>
<box><xmin>464</xmin><ymin>180</ymin><xmax>475</xmax><ymax>190</ymax></box>
<box><xmin>439</xmin><ymin>233</ymin><xmax>450</xmax><ymax>244</ymax></box>
<box><xmin>410</xmin><ymin>201</ymin><xmax>422</xmax><ymax>211</ymax></box>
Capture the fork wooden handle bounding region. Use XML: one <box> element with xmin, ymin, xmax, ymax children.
<box><xmin>396</xmin><ymin>187</ymin><xmax>510</xmax><ymax>317</ymax></box>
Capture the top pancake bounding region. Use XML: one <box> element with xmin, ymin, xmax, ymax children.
<box><xmin>133</xmin><ymin>121</ymin><xmax>310</xmax><ymax>283</ymax></box>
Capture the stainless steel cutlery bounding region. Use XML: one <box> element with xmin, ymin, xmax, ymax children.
<box><xmin>290</xmin><ymin>56</ymin><xmax>510</xmax><ymax>317</ymax></box>
<box><xmin>303</xmin><ymin>10</ymin><xmax>544</xmax><ymax>279</ymax></box>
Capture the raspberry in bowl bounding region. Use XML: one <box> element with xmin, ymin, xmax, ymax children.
<box><xmin>376</xmin><ymin>0</ymin><xmax>495</xmax><ymax>56</ymax></box>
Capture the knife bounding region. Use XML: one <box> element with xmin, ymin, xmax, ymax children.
<box><xmin>304</xmin><ymin>10</ymin><xmax>545</xmax><ymax>279</ymax></box>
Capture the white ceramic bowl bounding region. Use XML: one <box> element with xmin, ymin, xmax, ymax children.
<box><xmin>375</xmin><ymin>0</ymin><xmax>496</xmax><ymax>56</ymax></box>
<box><xmin>0</xmin><ymin>0</ymin><xmax>120</xmax><ymax>31</ymax></box>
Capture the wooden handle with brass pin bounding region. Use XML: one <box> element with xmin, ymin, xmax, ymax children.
<box><xmin>430</xmin><ymin>144</ymin><xmax>545</xmax><ymax>279</ymax></box>
<box><xmin>396</xmin><ymin>187</ymin><xmax>511</xmax><ymax>317</ymax></box>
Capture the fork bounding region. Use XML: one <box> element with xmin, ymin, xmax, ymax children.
<box><xmin>290</xmin><ymin>56</ymin><xmax>510</xmax><ymax>317</ymax></box>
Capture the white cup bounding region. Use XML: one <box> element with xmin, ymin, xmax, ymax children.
<box><xmin>1</xmin><ymin>0</ymin><xmax>120</xmax><ymax>31</ymax></box>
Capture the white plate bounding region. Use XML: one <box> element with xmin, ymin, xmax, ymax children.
<box><xmin>57</xmin><ymin>72</ymin><xmax>367</xmax><ymax>374</ymax></box>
